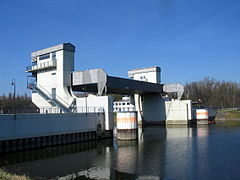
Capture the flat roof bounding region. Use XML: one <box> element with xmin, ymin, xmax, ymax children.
<box><xmin>128</xmin><ymin>66</ymin><xmax>161</xmax><ymax>77</ymax></box>
<box><xmin>31</xmin><ymin>43</ymin><xmax>75</xmax><ymax>57</ymax></box>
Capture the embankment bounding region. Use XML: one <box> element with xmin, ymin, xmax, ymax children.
<box><xmin>215</xmin><ymin>109</ymin><xmax>240</xmax><ymax>121</ymax></box>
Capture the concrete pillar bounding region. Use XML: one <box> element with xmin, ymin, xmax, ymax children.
<box><xmin>196</xmin><ymin>109</ymin><xmax>209</xmax><ymax>125</ymax></box>
<box><xmin>116</xmin><ymin>111</ymin><xmax>138</xmax><ymax>140</ymax></box>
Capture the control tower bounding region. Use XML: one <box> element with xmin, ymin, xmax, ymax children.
<box><xmin>26</xmin><ymin>43</ymin><xmax>76</xmax><ymax>113</ymax></box>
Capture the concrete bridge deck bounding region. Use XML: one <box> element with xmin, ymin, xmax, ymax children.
<box><xmin>72</xmin><ymin>69</ymin><xmax>163</xmax><ymax>95</ymax></box>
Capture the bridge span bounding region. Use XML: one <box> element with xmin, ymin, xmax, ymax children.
<box><xmin>72</xmin><ymin>68</ymin><xmax>163</xmax><ymax>95</ymax></box>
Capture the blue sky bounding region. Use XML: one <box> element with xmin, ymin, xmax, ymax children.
<box><xmin>0</xmin><ymin>0</ymin><xmax>240</xmax><ymax>95</ymax></box>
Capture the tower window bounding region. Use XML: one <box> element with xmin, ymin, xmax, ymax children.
<box><xmin>39</xmin><ymin>53</ymin><xmax>50</xmax><ymax>60</ymax></box>
<box><xmin>52</xmin><ymin>52</ymin><xmax>56</xmax><ymax>60</ymax></box>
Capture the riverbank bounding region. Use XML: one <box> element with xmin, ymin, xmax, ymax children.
<box><xmin>215</xmin><ymin>109</ymin><xmax>240</xmax><ymax>121</ymax></box>
<box><xmin>0</xmin><ymin>169</ymin><xmax>31</xmax><ymax>180</ymax></box>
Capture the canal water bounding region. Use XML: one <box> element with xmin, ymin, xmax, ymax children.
<box><xmin>1</xmin><ymin>121</ymin><xmax>240</xmax><ymax>180</ymax></box>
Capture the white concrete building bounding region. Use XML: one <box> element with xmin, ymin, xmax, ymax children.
<box><xmin>26</xmin><ymin>43</ymin><xmax>76</xmax><ymax>113</ymax></box>
<box><xmin>26</xmin><ymin>43</ymin><xmax>114</xmax><ymax>130</ymax></box>
<box><xmin>128</xmin><ymin>67</ymin><xmax>161</xmax><ymax>84</ymax></box>
<box><xmin>26</xmin><ymin>43</ymin><xmax>193</xmax><ymax>127</ymax></box>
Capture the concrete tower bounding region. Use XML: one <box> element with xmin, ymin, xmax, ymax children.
<box><xmin>26</xmin><ymin>43</ymin><xmax>76</xmax><ymax>113</ymax></box>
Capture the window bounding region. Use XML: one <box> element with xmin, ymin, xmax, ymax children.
<box><xmin>52</xmin><ymin>88</ymin><xmax>56</xmax><ymax>100</ymax></box>
<box><xmin>140</xmin><ymin>76</ymin><xmax>146</xmax><ymax>80</ymax></box>
<box><xmin>127</xmin><ymin>102</ymin><xmax>130</xmax><ymax>105</ymax></box>
<box><xmin>39</xmin><ymin>53</ymin><xmax>50</xmax><ymax>60</ymax></box>
<box><xmin>122</xmin><ymin>103</ymin><xmax>125</xmax><ymax>105</ymax></box>
<box><xmin>52</xmin><ymin>52</ymin><xmax>56</xmax><ymax>60</ymax></box>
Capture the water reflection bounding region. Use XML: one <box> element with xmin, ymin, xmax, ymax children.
<box><xmin>1</xmin><ymin>140</ymin><xmax>113</xmax><ymax>179</ymax></box>
<box><xmin>1</xmin><ymin>124</ymin><xmax>240</xmax><ymax>180</ymax></box>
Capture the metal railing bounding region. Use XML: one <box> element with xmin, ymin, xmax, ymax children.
<box><xmin>0</xmin><ymin>107</ymin><xmax>39</xmax><ymax>114</ymax></box>
<box><xmin>26</xmin><ymin>59</ymin><xmax>57</xmax><ymax>72</ymax></box>
<box><xmin>30</xmin><ymin>83</ymin><xmax>71</xmax><ymax>113</ymax></box>
<box><xmin>36</xmin><ymin>83</ymin><xmax>69</xmax><ymax>107</ymax></box>
<box><xmin>76</xmin><ymin>106</ymin><xmax>105</xmax><ymax>113</ymax></box>
<box><xmin>113</xmin><ymin>107</ymin><xmax>136</xmax><ymax>112</ymax></box>
<box><xmin>0</xmin><ymin>106</ymin><xmax>105</xmax><ymax>115</ymax></box>
<box><xmin>39</xmin><ymin>106</ymin><xmax>104</xmax><ymax>114</ymax></box>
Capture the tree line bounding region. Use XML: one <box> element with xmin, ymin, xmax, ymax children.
<box><xmin>1</xmin><ymin>77</ymin><xmax>239</xmax><ymax>114</ymax></box>
<box><xmin>182</xmin><ymin>77</ymin><xmax>240</xmax><ymax>108</ymax></box>
<box><xmin>0</xmin><ymin>93</ymin><xmax>38</xmax><ymax>114</ymax></box>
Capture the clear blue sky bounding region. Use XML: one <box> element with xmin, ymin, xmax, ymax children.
<box><xmin>0</xmin><ymin>0</ymin><xmax>240</xmax><ymax>95</ymax></box>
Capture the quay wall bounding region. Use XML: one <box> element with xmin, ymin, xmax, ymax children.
<box><xmin>0</xmin><ymin>113</ymin><xmax>113</xmax><ymax>153</ymax></box>
<box><xmin>0</xmin><ymin>113</ymin><xmax>104</xmax><ymax>141</ymax></box>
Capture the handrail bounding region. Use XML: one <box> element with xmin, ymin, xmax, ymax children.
<box><xmin>31</xmin><ymin>83</ymin><xmax>70</xmax><ymax>111</ymax></box>
<box><xmin>36</xmin><ymin>83</ymin><xmax>69</xmax><ymax>107</ymax></box>
<box><xmin>38</xmin><ymin>106</ymin><xmax>104</xmax><ymax>114</ymax></box>
<box><xmin>26</xmin><ymin>59</ymin><xmax>57</xmax><ymax>72</ymax></box>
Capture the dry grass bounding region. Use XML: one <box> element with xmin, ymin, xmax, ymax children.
<box><xmin>226</xmin><ymin>110</ymin><xmax>240</xmax><ymax>119</ymax></box>
<box><xmin>216</xmin><ymin>109</ymin><xmax>240</xmax><ymax>120</ymax></box>
<box><xmin>0</xmin><ymin>169</ymin><xmax>31</xmax><ymax>180</ymax></box>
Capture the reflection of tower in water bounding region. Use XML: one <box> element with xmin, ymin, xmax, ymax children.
<box><xmin>113</xmin><ymin>126</ymin><xmax>167</xmax><ymax>179</ymax></box>
<box><xmin>165</xmin><ymin>125</ymin><xmax>193</xmax><ymax>179</ymax></box>
<box><xmin>195</xmin><ymin>125</ymin><xmax>210</xmax><ymax>178</ymax></box>
<box><xmin>138</xmin><ymin>127</ymin><xmax>167</xmax><ymax>179</ymax></box>
<box><xmin>114</xmin><ymin>140</ymin><xmax>138</xmax><ymax>179</ymax></box>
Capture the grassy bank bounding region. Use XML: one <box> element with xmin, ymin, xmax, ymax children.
<box><xmin>216</xmin><ymin>109</ymin><xmax>240</xmax><ymax>120</ymax></box>
<box><xmin>0</xmin><ymin>169</ymin><xmax>31</xmax><ymax>180</ymax></box>
<box><xmin>216</xmin><ymin>120</ymin><xmax>240</xmax><ymax>127</ymax></box>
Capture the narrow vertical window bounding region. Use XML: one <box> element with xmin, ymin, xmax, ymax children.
<box><xmin>52</xmin><ymin>52</ymin><xmax>56</xmax><ymax>60</ymax></box>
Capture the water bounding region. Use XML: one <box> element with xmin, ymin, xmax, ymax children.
<box><xmin>1</xmin><ymin>122</ymin><xmax>240</xmax><ymax>180</ymax></box>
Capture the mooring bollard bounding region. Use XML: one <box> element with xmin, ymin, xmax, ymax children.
<box><xmin>97</xmin><ymin>122</ymin><xmax>102</xmax><ymax>139</ymax></box>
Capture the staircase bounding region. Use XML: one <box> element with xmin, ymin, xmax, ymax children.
<box><xmin>29</xmin><ymin>83</ymin><xmax>73</xmax><ymax>113</ymax></box>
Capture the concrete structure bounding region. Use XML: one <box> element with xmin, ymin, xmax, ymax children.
<box><xmin>128</xmin><ymin>67</ymin><xmax>162</xmax><ymax>124</ymax></box>
<box><xmin>128</xmin><ymin>67</ymin><xmax>161</xmax><ymax>84</ymax></box>
<box><xmin>165</xmin><ymin>100</ymin><xmax>192</xmax><ymax>125</ymax></box>
<box><xmin>26</xmin><ymin>43</ymin><xmax>115</xmax><ymax>132</ymax></box>
<box><xmin>0</xmin><ymin>113</ymin><xmax>107</xmax><ymax>153</ymax></box>
<box><xmin>0</xmin><ymin>113</ymin><xmax>104</xmax><ymax>141</ymax></box>
<box><xmin>72</xmin><ymin>68</ymin><xmax>163</xmax><ymax>95</ymax></box>
<box><xmin>116</xmin><ymin>111</ymin><xmax>138</xmax><ymax>140</ymax></box>
<box><xmin>27</xmin><ymin>43</ymin><xmax>76</xmax><ymax>113</ymax></box>
<box><xmin>0</xmin><ymin>42</ymin><xmax>208</xmax><ymax>154</ymax></box>
<box><xmin>195</xmin><ymin>109</ymin><xmax>209</xmax><ymax>125</ymax></box>
<box><xmin>26</xmin><ymin>43</ymin><xmax>191</xmax><ymax>126</ymax></box>
<box><xmin>127</xmin><ymin>67</ymin><xmax>192</xmax><ymax>125</ymax></box>
<box><xmin>24</xmin><ymin>43</ymin><xmax>194</xmax><ymax>131</ymax></box>
<box><xmin>76</xmin><ymin>95</ymin><xmax>114</xmax><ymax>130</ymax></box>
